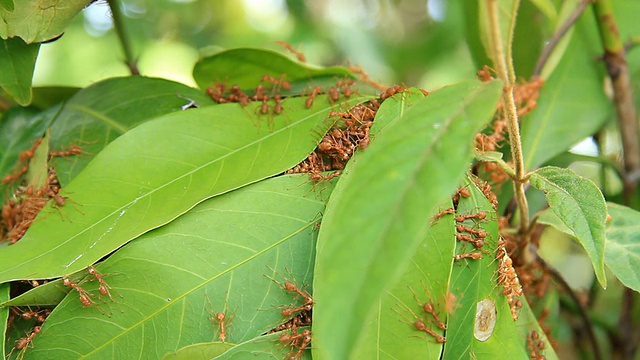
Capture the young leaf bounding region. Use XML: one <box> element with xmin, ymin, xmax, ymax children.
<box><xmin>604</xmin><ymin>203</ymin><xmax>640</xmax><ymax>292</ymax></box>
<box><xmin>0</xmin><ymin>37</ymin><xmax>39</xmax><ymax>105</ymax></box>
<box><xmin>0</xmin><ymin>95</ymin><xmax>367</xmax><ymax>283</ymax></box>
<box><xmin>0</xmin><ymin>1</ymin><xmax>86</xmax><ymax>43</ymax></box>
<box><xmin>529</xmin><ymin>166</ymin><xmax>607</xmax><ymax>288</ymax></box>
<box><xmin>22</xmin><ymin>175</ymin><xmax>326</xmax><ymax>359</ymax></box>
<box><xmin>193</xmin><ymin>48</ymin><xmax>354</xmax><ymax>93</ymax></box>
<box><xmin>312</xmin><ymin>80</ymin><xmax>503</xmax><ymax>359</ymax></box>
<box><xmin>48</xmin><ymin>76</ymin><xmax>213</xmax><ymax>185</ymax></box>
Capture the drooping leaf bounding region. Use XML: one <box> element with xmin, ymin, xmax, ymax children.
<box><xmin>23</xmin><ymin>175</ymin><xmax>327</xmax><ymax>359</ymax></box>
<box><xmin>350</xmin><ymin>198</ymin><xmax>454</xmax><ymax>359</ymax></box>
<box><xmin>604</xmin><ymin>203</ymin><xmax>640</xmax><ymax>292</ymax></box>
<box><xmin>529</xmin><ymin>166</ymin><xmax>607</xmax><ymax>288</ymax></box>
<box><xmin>48</xmin><ymin>76</ymin><xmax>213</xmax><ymax>185</ymax></box>
<box><xmin>0</xmin><ymin>95</ymin><xmax>368</xmax><ymax>283</ymax></box>
<box><xmin>312</xmin><ymin>80</ymin><xmax>503</xmax><ymax>359</ymax></box>
<box><xmin>0</xmin><ymin>1</ymin><xmax>87</xmax><ymax>43</ymax></box>
<box><xmin>0</xmin><ymin>37</ymin><xmax>39</xmax><ymax>105</ymax></box>
<box><xmin>521</xmin><ymin>18</ymin><xmax>611</xmax><ymax>170</ymax></box>
<box><xmin>193</xmin><ymin>48</ymin><xmax>356</xmax><ymax>94</ymax></box>
<box><xmin>443</xmin><ymin>177</ymin><xmax>527</xmax><ymax>359</ymax></box>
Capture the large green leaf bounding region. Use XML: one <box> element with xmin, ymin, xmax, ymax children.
<box><xmin>350</xmin><ymin>198</ymin><xmax>454</xmax><ymax>359</ymax></box>
<box><xmin>529</xmin><ymin>166</ymin><xmax>607</xmax><ymax>288</ymax></box>
<box><xmin>0</xmin><ymin>37</ymin><xmax>39</xmax><ymax>105</ymax></box>
<box><xmin>312</xmin><ymin>80</ymin><xmax>503</xmax><ymax>359</ymax></box>
<box><xmin>193</xmin><ymin>48</ymin><xmax>355</xmax><ymax>93</ymax></box>
<box><xmin>0</xmin><ymin>1</ymin><xmax>87</xmax><ymax>43</ymax></box>
<box><xmin>443</xmin><ymin>177</ymin><xmax>527</xmax><ymax>359</ymax></box>
<box><xmin>0</xmin><ymin>95</ymin><xmax>366</xmax><ymax>282</ymax></box>
<box><xmin>23</xmin><ymin>175</ymin><xmax>326</xmax><ymax>359</ymax></box>
<box><xmin>604</xmin><ymin>203</ymin><xmax>640</xmax><ymax>292</ymax></box>
<box><xmin>521</xmin><ymin>19</ymin><xmax>611</xmax><ymax>170</ymax></box>
<box><xmin>48</xmin><ymin>76</ymin><xmax>213</xmax><ymax>185</ymax></box>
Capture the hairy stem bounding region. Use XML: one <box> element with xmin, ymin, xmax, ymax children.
<box><xmin>107</xmin><ymin>0</ymin><xmax>139</xmax><ymax>75</ymax></box>
<box><xmin>486</xmin><ymin>0</ymin><xmax>529</xmax><ymax>236</ymax></box>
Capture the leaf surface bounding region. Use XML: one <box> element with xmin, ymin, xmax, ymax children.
<box><xmin>24</xmin><ymin>175</ymin><xmax>326</xmax><ymax>359</ymax></box>
<box><xmin>604</xmin><ymin>203</ymin><xmax>640</xmax><ymax>292</ymax></box>
<box><xmin>312</xmin><ymin>80</ymin><xmax>503</xmax><ymax>359</ymax></box>
<box><xmin>0</xmin><ymin>95</ymin><xmax>363</xmax><ymax>282</ymax></box>
<box><xmin>529</xmin><ymin>166</ymin><xmax>607</xmax><ymax>288</ymax></box>
<box><xmin>0</xmin><ymin>1</ymin><xmax>86</xmax><ymax>43</ymax></box>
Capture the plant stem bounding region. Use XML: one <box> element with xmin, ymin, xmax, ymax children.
<box><xmin>486</xmin><ymin>0</ymin><xmax>529</xmax><ymax>237</ymax></box>
<box><xmin>107</xmin><ymin>0</ymin><xmax>139</xmax><ymax>75</ymax></box>
<box><xmin>537</xmin><ymin>255</ymin><xmax>602</xmax><ymax>360</ymax></box>
<box><xmin>533</xmin><ymin>0</ymin><xmax>590</xmax><ymax>78</ymax></box>
<box><xmin>592</xmin><ymin>0</ymin><xmax>640</xmax><ymax>199</ymax></box>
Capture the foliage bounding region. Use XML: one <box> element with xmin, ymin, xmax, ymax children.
<box><xmin>1</xmin><ymin>1</ymin><xmax>640</xmax><ymax>360</ymax></box>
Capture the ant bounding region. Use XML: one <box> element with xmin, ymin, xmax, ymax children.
<box><xmin>455</xmin><ymin>224</ymin><xmax>487</xmax><ymax>239</ymax></box>
<box><xmin>409</xmin><ymin>286</ymin><xmax>446</xmax><ymax>330</ymax></box>
<box><xmin>305</xmin><ymin>86</ymin><xmax>323</xmax><ymax>108</ymax></box>
<box><xmin>87</xmin><ymin>266</ymin><xmax>120</xmax><ymax>302</ymax></box>
<box><xmin>455</xmin><ymin>233</ymin><xmax>485</xmax><ymax>249</ymax></box>
<box><xmin>261</xmin><ymin>74</ymin><xmax>292</xmax><ymax>91</ymax></box>
<box><xmin>15</xmin><ymin>325</ymin><xmax>42</xmax><ymax>350</ymax></box>
<box><xmin>454</xmin><ymin>251</ymin><xmax>483</xmax><ymax>262</ymax></box>
<box><xmin>414</xmin><ymin>320</ymin><xmax>446</xmax><ymax>343</ymax></box>
<box><xmin>456</xmin><ymin>211</ymin><xmax>487</xmax><ymax>223</ymax></box>
<box><xmin>275</xmin><ymin>40</ymin><xmax>307</xmax><ymax>63</ymax></box>
<box><xmin>431</xmin><ymin>208</ymin><xmax>455</xmax><ymax>223</ymax></box>
<box><xmin>63</xmin><ymin>278</ymin><xmax>97</xmax><ymax>308</ymax></box>
<box><xmin>49</xmin><ymin>145</ymin><xmax>83</xmax><ymax>158</ymax></box>
<box><xmin>12</xmin><ymin>307</ymin><xmax>50</xmax><ymax>324</ymax></box>
<box><xmin>205</xmin><ymin>294</ymin><xmax>233</xmax><ymax>342</ymax></box>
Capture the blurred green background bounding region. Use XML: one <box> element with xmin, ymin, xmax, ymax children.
<box><xmin>32</xmin><ymin>0</ymin><xmax>475</xmax><ymax>91</ymax></box>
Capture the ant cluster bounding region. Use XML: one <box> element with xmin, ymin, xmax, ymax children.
<box><xmin>6</xmin><ymin>307</ymin><xmax>51</xmax><ymax>356</ymax></box>
<box><xmin>265</xmin><ymin>270</ymin><xmax>314</xmax><ymax>359</ymax></box>
<box><xmin>495</xmin><ymin>237</ymin><xmax>523</xmax><ymax>321</ymax></box>
<box><xmin>527</xmin><ymin>330</ymin><xmax>547</xmax><ymax>360</ymax></box>
<box><xmin>396</xmin><ymin>287</ymin><xmax>447</xmax><ymax>344</ymax></box>
<box><xmin>474</xmin><ymin>65</ymin><xmax>544</xmax><ymax>186</ymax></box>
<box><xmin>1</xmin><ymin>139</ymin><xmax>82</xmax><ymax>244</ymax></box>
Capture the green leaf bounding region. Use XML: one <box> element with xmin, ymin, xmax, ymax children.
<box><xmin>0</xmin><ymin>283</ymin><xmax>9</xmax><ymax>360</ymax></box>
<box><xmin>48</xmin><ymin>76</ymin><xmax>213</xmax><ymax>185</ymax></box>
<box><xmin>212</xmin><ymin>331</ymin><xmax>310</xmax><ymax>360</ymax></box>
<box><xmin>23</xmin><ymin>175</ymin><xmax>325</xmax><ymax>359</ymax></box>
<box><xmin>30</xmin><ymin>86</ymin><xmax>80</xmax><ymax>110</ymax></box>
<box><xmin>0</xmin><ymin>95</ymin><xmax>366</xmax><ymax>282</ymax></box>
<box><xmin>370</xmin><ymin>88</ymin><xmax>426</xmax><ymax>132</ymax></box>
<box><xmin>162</xmin><ymin>342</ymin><xmax>235</xmax><ymax>360</ymax></box>
<box><xmin>0</xmin><ymin>37</ymin><xmax>39</xmax><ymax>105</ymax></box>
<box><xmin>193</xmin><ymin>48</ymin><xmax>354</xmax><ymax>93</ymax></box>
<box><xmin>0</xmin><ymin>1</ymin><xmax>87</xmax><ymax>43</ymax></box>
<box><xmin>529</xmin><ymin>166</ymin><xmax>607</xmax><ymax>288</ymax></box>
<box><xmin>521</xmin><ymin>19</ymin><xmax>611</xmax><ymax>170</ymax></box>
<box><xmin>529</xmin><ymin>0</ymin><xmax>557</xmax><ymax>20</ymax></box>
<box><xmin>350</xmin><ymin>198</ymin><xmax>454</xmax><ymax>359</ymax></box>
<box><xmin>312</xmin><ymin>80</ymin><xmax>503</xmax><ymax>359</ymax></box>
<box><xmin>443</xmin><ymin>177</ymin><xmax>527</xmax><ymax>359</ymax></box>
<box><xmin>604</xmin><ymin>203</ymin><xmax>640</xmax><ymax>292</ymax></box>
<box><xmin>0</xmin><ymin>279</ymin><xmax>68</xmax><ymax>307</ymax></box>
<box><xmin>0</xmin><ymin>0</ymin><xmax>14</xmax><ymax>12</ymax></box>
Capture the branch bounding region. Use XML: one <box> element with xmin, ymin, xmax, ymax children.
<box><xmin>537</xmin><ymin>254</ymin><xmax>602</xmax><ymax>360</ymax></box>
<box><xmin>533</xmin><ymin>0</ymin><xmax>591</xmax><ymax>78</ymax></box>
<box><xmin>107</xmin><ymin>0</ymin><xmax>139</xmax><ymax>75</ymax></box>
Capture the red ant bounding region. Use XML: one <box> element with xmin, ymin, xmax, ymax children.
<box><xmin>12</xmin><ymin>307</ymin><xmax>50</xmax><ymax>324</ymax></box>
<box><xmin>63</xmin><ymin>278</ymin><xmax>97</xmax><ymax>308</ymax></box>
<box><xmin>414</xmin><ymin>320</ymin><xmax>446</xmax><ymax>343</ymax></box>
<box><xmin>431</xmin><ymin>208</ymin><xmax>455</xmax><ymax>223</ymax></box>
<box><xmin>305</xmin><ymin>86</ymin><xmax>322</xmax><ymax>108</ymax></box>
<box><xmin>456</xmin><ymin>211</ymin><xmax>487</xmax><ymax>223</ymax></box>
<box><xmin>454</xmin><ymin>251</ymin><xmax>483</xmax><ymax>262</ymax></box>
<box><xmin>87</xmin><ymin>266</ymin><xmax>119</xmax><ymax>302</ymax></box>
<box><xmin>455</xmin><ymin>233</ymin><xmax>485</xmax><ymax>249</ymax></box>
<box><xmin>205</xmin><ymin>295</ymin><xmax>233</xmax><ymax>342</ymax></box>
<box><xmin>49</xmin><ymin>145</ymin><xmax>83</xmax><ymax>158</ymax></box>
<box><xmin>455</xmin><ymin>224</ymin><xmax>487</xmax><ymax>239</ymax></box>
<box><xmin>409</xmin><ymin>286</ymin><xmax>447</xmax><ymax>330</ymax></box>
<box><xmin>261</xmin><ymin>74</ymin><xmax>292</xmax><ymax>91</ymax></box>
<box><xmin>15</xmin><ymin>325</ymin><xmax>42</xmax><ymax>350</ymax></box>
<box><xmin>275</xmin><ymin>40</ymin><xmax>307</xmax><ymax>63</ymax></box>
<box><xmin>380</xmin><ymin>84</ymin><xmax>405</xmax><ymax>101</ymax></box>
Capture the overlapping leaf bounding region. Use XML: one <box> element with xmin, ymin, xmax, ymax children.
<box><xmin>193</xmin><ymin>48</ymin><xmax>355</xmax><ymax>94</ymax></box>
<box><xmin>312</xmin><ymin>80</ymin><xmax>503</xmax><ymax>359</ymax></box>
<box><xmin>0</xmin><ymin>37</ymin><xmax>39</xmax><ymax>105</ymax></box>
<box><xmin>47</xmin><ymin>76</ymin><xmax>213</xmax><ymax>185</ymax></box>
<box><xmin>24</xmin><ymin>175</ymin><xmax>327</xmax><ymax>359</ymax></box>
<box><xmin>0</xmin><ymin>95</ymin><xmax>365</xmax><ymax>282</ymax></box>
<box><xmin>529</xmin><ymin>166</ymin><xmax>607</xmax><ymax>288</ymax></box>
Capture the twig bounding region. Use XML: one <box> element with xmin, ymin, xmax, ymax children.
<box><xmin>106</xmin><ymin>0</ymin><xmax>139</xmax><ymax>75</ymax></box>
<box><xmin>533</xmin><ymin>0</ymin><xmax>591</xmax><ymax>78</ymax></box>
<box><xmin>537</xmin><ymin>254</ymin><xmax>602</xmax><ymax>360</ymax></box>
